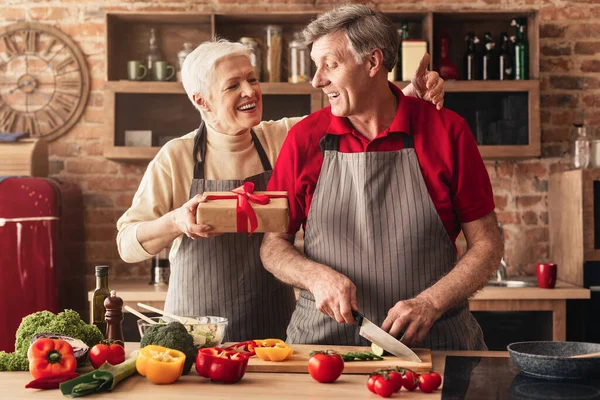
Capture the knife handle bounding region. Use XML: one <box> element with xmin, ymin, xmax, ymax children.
<box><xmin>351</xmin><ymin>310</ymin><xmax>363</xmax><ymax>325</ymax></box>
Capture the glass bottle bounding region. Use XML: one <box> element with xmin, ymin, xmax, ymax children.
<box><xmin>512</xmin><ymin>19</ymin><xmax>529</xmax><ymax>80</ymax></box>
<box><xmin>389</xmin><ymin>24</ymin><xmax>408</xmax><ymax>82</ymax></box>
<box><xmin>499</xmin><ymin>32</ymin><xmax>513</xmax><ymax>80</ymax></box>
<box><xmin>145</xmin><ymin>28</ymin><xmax>163</xmax><ymax>80</ymax></box>
<box><xmin>435</xmin><ymin>32</ymin><xmax>459</xmax><ymax>80</ymax></box>
<box><xmin>463</xmin><ymin>32</ymin><xmax>481</xmax><ymax>80</ymax></box>
<box><xmin>288</xmin><ymin>33</ymin><xmax>311</xmax><ymax>83</ymax></box>
<box><xmin>482</xmin><ymin>32</ymin><xmax>498</xmax><ymax>80</ymax></box>
<box><xmin>240</xmin><ymin>37</ymin><xmax>262</xmax><ymax>81</ymax></box>
<box><xmin>571</xmin><ymin>122</ymin><xmax>590</xmax><ymax>169</ymax></box>
<box><xmin>264</xmin><ymin>25</ymin><xmax>283</xmax><ymax>83</ymax></box>
<box><xmin>91</xmin><ymin>265</ymin><xmax>110</xmax><ymax>337</ymax></box>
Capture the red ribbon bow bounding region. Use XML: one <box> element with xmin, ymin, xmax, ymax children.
<box><xmin>205</xmin><ymin>182</ymin><xmax>286</xmax><ymax>234</ymax></box>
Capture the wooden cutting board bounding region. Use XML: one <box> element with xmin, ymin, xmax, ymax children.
<box><xmin>246</xmin><ymin>344</ymin><xmax>432</xmax><ymax>374</ymax></box>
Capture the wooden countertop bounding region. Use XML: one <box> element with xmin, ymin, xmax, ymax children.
<box><xmin>89</xmin><ymin>279</ymin><xmax>590</xmax><ymax>305</ymax></box>
<box><xmin>2</xmin><ymin>343</ymin><xmax>509</xmax><ymax>399</ymax></box>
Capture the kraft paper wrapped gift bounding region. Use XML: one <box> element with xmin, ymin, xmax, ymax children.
<box><xmin>196</xmin><ymin>189</ymin><xmax>289</xmax><ymax>233</ymax></box>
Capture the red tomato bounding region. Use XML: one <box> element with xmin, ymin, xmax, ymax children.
<box><xmin>402</xmin><ymin>370</ymin><xmax>419</xmax><ymax>391</ymax></box>
<box><xmin>429</xmin><ymin>372</ymin><xmax>442</xmax><ymax>389</ymax></box>
<box><xmin>388</xmin><ymin>371</ymin><xmax>403</xmax><ymax>392</ymax></box>
<box><xmin>89</xmin><ymin>343</ymin><xmax>125</xmax><ymax>369</ymax></box>
<box><xmin>419</xmin><ymin>373</ymin><xmax>442</xmax><ymax>393</ymax></box>
<box><xmin>366</xmin><ymin>375</ymin><xmax>379</xmax><ymax>393</ymax></box>
<box><xmin>307</xmin><ymin>351</ymin><xmax>344</xmax><ymax>383</ymax></box>
<box><xmin>374</xmin><ymin>376</ymin><xmax>396</xmax><ymax>398</ymax></box>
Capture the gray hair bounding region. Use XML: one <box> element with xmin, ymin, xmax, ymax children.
<box><xmin>181</xmin><ymin>39</ymin><xmax>251</xmax><ymax>116</ymax></box>
<box><xmin>302</xmin><ymin>4</ymin><xmax>398</xmax><ymax>72</ymax></box>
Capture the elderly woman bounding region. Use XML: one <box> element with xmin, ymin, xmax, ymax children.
<box><xmin>116</xmin><ymin>39</ymin><xmax>445</xmax><ymax>341</ymax></box>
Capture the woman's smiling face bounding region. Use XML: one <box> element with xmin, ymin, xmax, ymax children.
<box><xmin>203</xmin><ymin>54</ymin><xmax>263</xmax><ymax>135</ymax></box>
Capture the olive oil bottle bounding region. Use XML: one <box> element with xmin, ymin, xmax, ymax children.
<box><xmin>91</xmin><ymin>265</ymin><xmax>111</xmax><ymax>336</ymax></box>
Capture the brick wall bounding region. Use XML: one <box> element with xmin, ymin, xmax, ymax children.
<box><xmin>2</xmin><ymin>0</ymin><xmax>597</xmax><ymax>281</ymax></box>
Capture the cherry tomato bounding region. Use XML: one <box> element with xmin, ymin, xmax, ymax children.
<box><xmin>429</xmin><ymin>372</ymin><xmax>442</xmax><ymax>389</ymax></box>
<box><xmin>419</xmin><ymin>372</ymin><xmax>442</xmax><ymax>393</ymax></box>
<box><xmin>402</xmin><ymin>370</ymin><xmax>419</xmax><ymax>391</ymax></box>
<box><xmin>89</xmin><ymin>343</ymin><xmax>125</xmax><ymax>369</ymax></box>
<box><xmin>366</xmin><ymin>375</ymin><xmax>379</xmax><ymax>393</ymax></box>
<box><xmin>388</xmin><ymin>370</ymin><xmax>403</xmax><ymax>392</ymax></box>
<box><xmin>374</xmin><ymin>376</ymin><xmax>396</xmax><ymax>398</ymax></box>
<box><xmin>307</xmin><ymin>351</ymin><xmax>344</xmax><ymax>383</ymax></box>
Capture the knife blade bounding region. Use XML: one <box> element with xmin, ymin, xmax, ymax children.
<box><xmin>352</xmin><ymin>311</ymin><xmax>422</xmax><ymax>363</ymax></box>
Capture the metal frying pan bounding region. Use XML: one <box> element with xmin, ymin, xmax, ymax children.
<box><xmin>507</xmin><ymin>341</ymin><xmax>600</xmax><ymax>380</ymax></box>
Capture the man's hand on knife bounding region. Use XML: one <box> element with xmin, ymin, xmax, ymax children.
<box><xmin>381</xmin><ymin>296</ymin><xmax>441</xmax><ymax>347</ymax></box>
<box><xmin>312</xmin><ymin>270</ymin><xmax>358</xmax><ymax>324</ymax></box>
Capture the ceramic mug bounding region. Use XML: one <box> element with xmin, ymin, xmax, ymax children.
<box><xmin>127</xmin><ymin>60</ymin><xmax>147</xmax><ymax>81</ymax></box>
<box><xmin>536</xmin><ymin>263</ymin><xmax>557</xmax><ymax>289</ymax></box>
<box><xmin>153</xmin><ymin>61</ymin><xmax>175</xmax><ymax>81</ymax></box>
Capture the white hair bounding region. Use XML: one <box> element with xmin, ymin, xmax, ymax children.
<box><xmin>181</xmin><ymin>39</ymin><xmax>251</xmax><ymax>117</ymax></box>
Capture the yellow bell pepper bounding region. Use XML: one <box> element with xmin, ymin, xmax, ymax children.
<box><xmin>254</xmin><ymin>342</ymin><xmax>294</xmax><ymax>362</ymax></box>
<box><xmin>253</xmin><ymin>338</ymin><xmax>286</xmax><ymax>348</ymax></box>
<box><xmin>136</xmin><ymin>345</ymin><xmax>185</xmax><ymax>384</ymax></box>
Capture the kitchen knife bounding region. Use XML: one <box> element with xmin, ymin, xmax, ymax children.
<box><xmin>352</xmin><ymin>311</ymin><xmax>422</xmax><ymax>363</ymax></box>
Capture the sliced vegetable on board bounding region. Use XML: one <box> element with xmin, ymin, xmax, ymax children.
<box><xmin>196</xmin><ymin>348</ymin><xmax>249</xmax><ymax>384</ymax></box>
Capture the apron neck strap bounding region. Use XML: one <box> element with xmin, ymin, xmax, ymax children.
<box><xmin>319</xmin><ymin>130</ymin><xmax>414</xmax><ymax>155</ymax></box>
<box><xmin>193</xmin><ymin>121</ymin><xmax>272</xmax><ymax>179</ymax></box>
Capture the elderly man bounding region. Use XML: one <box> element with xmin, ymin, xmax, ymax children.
<box><xmin>261</xmin><ymin>4</ymin><xmax>503</xmax><ymax>350</ymax></box>
<box><xmin>116</xmin><ymin>37</ymin><xmax>446</xmax><ymax>341</ymax></box>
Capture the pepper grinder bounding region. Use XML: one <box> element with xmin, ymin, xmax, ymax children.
<box><xmin>104</xmin><ymin>290</ymin><xmax>124</xmax><ymax>346</ymax></box>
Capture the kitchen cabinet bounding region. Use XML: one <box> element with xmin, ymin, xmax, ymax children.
<box><xmin>549</xmin><ymin>168</ymin><xmax>600</xmax><ymax>345</ymax></box>
<box><xmin>103</xmin><ymin>9</ymin><xmax>540</xmax><ymax>161</ymax></box>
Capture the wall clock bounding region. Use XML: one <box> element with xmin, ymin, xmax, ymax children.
<box><xmin>0</xmin><ymin>22</ymin><xmax>90</xmax><ymax>141</ymax></box>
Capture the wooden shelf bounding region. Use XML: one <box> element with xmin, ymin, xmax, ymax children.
<box><xmin>104</xmin><ymin>9</ymin><xmax>541</xmax><ymax>161</ymax></box>
<box><xmin>104</xmin><ymin>146</ymin><xmax>160</xmax><ymax>161</ymax></box>
<box><xmin>443</xmin><ymin>80</ymin><xmax>538</xmax><ymax>92</ymax></box>
<box><xmin>105</xmin><ymin>80</ymin><xmax>321</xmax><ymax>95</ymax></box>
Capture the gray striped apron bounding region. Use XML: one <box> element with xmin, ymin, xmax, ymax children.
<box><xmin>286</xmin><ymin>129</ymin><xmax>487</xmax><ymax>350</ymax></box>
<box><xmin>165</xmin><ymin>121</ymin><xmax>296</xmax><ymax>342</ymax></box>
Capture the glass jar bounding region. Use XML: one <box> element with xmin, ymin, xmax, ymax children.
<box><xmin>591</xmin><ymin>139</ymin><xmax>600</xmax><ymax>168</ymax></box>
<box><xmin>177</xmin><ymin>42</ymin><xmax>195</xmax><ymax>71</ymax></box>
<box><xmin>288</xmin><ymin>33</ymin><xmax>310</xmax><ymax>83</ymax></box>
<box><xmin>240</xmin><ymin>37</ymin><xmax>262</xmax><ymax>81</ymax></box>
<box><xmin>264</xmin><ymin>25</ymin><xmax>282</xmax><ymax>82</ymax></box>
<box><xmin>571</xmin><ymin>123</ymin><xmax>590</xmax><ymax>169</ymax></box>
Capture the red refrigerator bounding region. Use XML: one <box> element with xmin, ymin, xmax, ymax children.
<box><xmin>0</xmin><ymin>177</ymin><xmax>86</xmax><ymax>352</ymax></box>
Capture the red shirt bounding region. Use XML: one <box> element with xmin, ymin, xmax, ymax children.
<box><xmin>268</xmin><ymin>83</ymin><xmax>495</xmax><ymax>246</ymax></box>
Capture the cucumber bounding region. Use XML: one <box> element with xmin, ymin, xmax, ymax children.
<box><xmin>370</xmin><ymin>342</ymin><xmax>386</xmax><ymax>357</ymax></box>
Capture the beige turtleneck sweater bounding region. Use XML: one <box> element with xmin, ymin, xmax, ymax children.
<box><xmin>116</xmin><ymin>117</ymin><xmax>301</xmax><ymax>263</ymax></box>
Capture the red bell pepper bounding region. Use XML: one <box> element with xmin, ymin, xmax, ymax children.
<box><xmin>195</xmin><ymin>348</ymin><xmax>249</xmax><ymax>384</ymax></box>
<box><xmin>25</xmin><ymin>372</ymin><xmax>79</xmax><ymax>390</ymax></box>
<box><xmin>27</xmin><ymin>338</ymin><xmax>77</xmax><ymax>380</ymax></box>
<box><xmin>224</xmin><ymin>340</ymin><xmax>259</xmax><ymax>356</ymax></box>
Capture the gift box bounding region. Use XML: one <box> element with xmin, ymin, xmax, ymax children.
<box><xmin>196</xmin><ymin>184</ymin><xmax>289</xmax><ymax>234</ymax></box>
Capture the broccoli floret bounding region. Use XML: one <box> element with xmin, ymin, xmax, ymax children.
<box><xmin>0</xmin><ymin>352</ymin><xmax>28</xmax><ymax>371</ymax></box>
<box><xmin>140</xmin><ymin>322</ymin><xmax>197</xmax><ymax>374</ymax></box>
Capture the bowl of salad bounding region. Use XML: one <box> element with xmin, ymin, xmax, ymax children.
<box><xmin>137</xmin><ymin>315</ymin><xmax>228</xmax><ymax>348</ymax></box>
